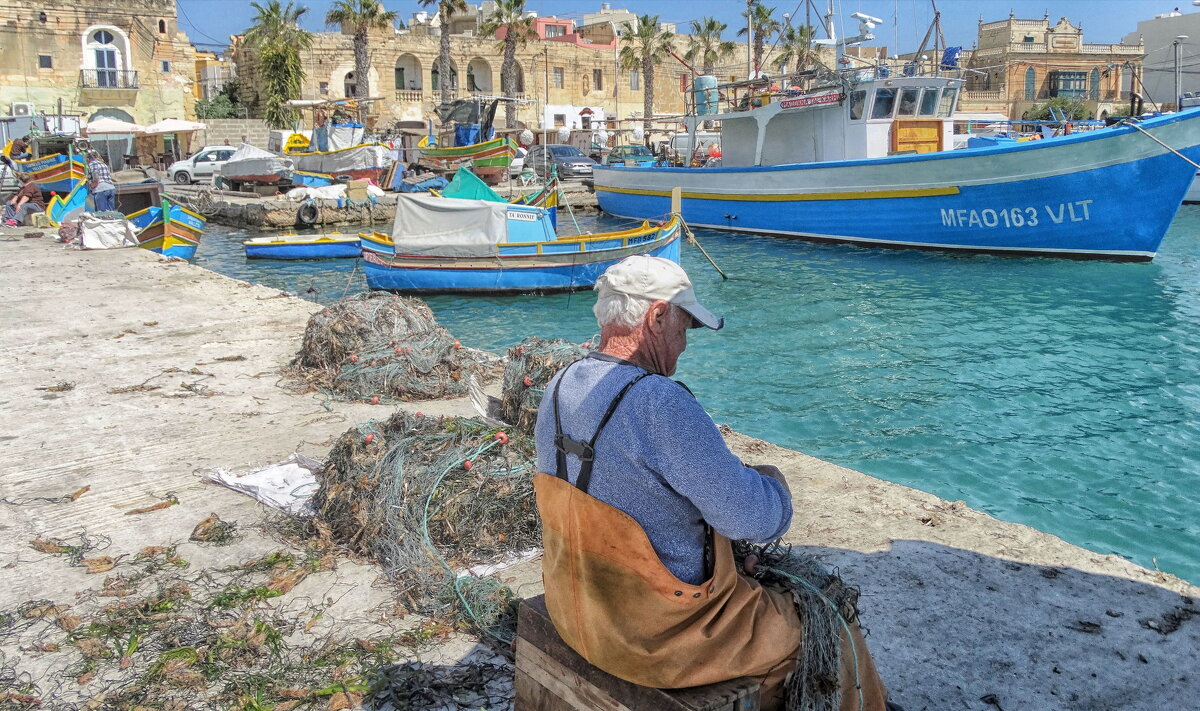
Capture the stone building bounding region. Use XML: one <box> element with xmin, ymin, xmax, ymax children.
<box><xmin>0</xmin><ymin>0</ymin><xmax>197</xmax><ymax>125</ymax></box>
<box><xmin>1122</xmin><ymin>8</ymin><xmax>1200</xmax><ymax>110</ymax></box>
<box><xmin>231</xmin><ymin>11</ymin><xmax>751</xmax><ymax>134</ymax></box>
<box><xmin>959</xmin><ymin>13</ymin><xmax>1144</xmax><ymax>119</ymax></box>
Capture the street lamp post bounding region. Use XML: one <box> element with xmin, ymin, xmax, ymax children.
<box><xmin>1175</xmin><ymin>35</ymin><xmax>1189</xmax><ymax>111</ymax></box>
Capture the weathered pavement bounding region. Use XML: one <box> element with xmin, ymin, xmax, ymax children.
<box><xmin>0</xmin><ymin>233</ymin><xmax>1195</xmax><ymax>710</ymax></box>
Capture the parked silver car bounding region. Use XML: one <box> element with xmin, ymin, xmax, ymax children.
<box><xmin>167</xmin><ymin>146</ymin><xmax>235</xmax><ymax>185</ymax></box>
<box><xmin>524</xmin><ymin>144</ymin><xmax>596</xmax><ymax>179</ymax></box>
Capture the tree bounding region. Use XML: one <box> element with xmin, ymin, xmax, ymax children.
<box><xmin>775</xmin><ymin>23</ymin><xmax>815</xmax><ymax>75</ymax></box>
<box><xmin>1022</xmin><ymin>96</ymin><xmax>1090</xmax><ymax>121</ymax></box>
<box><xmin>196</xmin><ymin>81</ymin><xmax>245</xmax><ymax>119</ymax></box>
<box><xmin>325</xmin><ymin>0</ymin><xmax>398</xmax><ymax>99</ymax></box>
<box><xmin>619</xmin><ymin>14</ymin><xmax>674</xmax><ymax>137</ymax></box>
<box><xmin>737</xmin><ymin>1</ymin><xmax>781</xmax><ymax>78</ymax></box>
<box><xmin>684</xmin><ymin>17</ymin><xmax>736</xmax><ymax>77</ymax></box>
<box><xmin>420</xmin><ymin>0</ymin><xmax>470</xmax><ymax>110</ymax></box>
<box><xmin>479</xmin><ymin>0</ymin><xmax>537</xmax><ymax>129</ymax></box>
<box><xmin>242</xmin><ymin>0</ymin><xmax>313</xmax><ymax>128</ymax></box>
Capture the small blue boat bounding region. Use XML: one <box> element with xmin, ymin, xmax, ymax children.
<box><xmin>243</xmin><ymin>234</ymin><xmax>361</xmax><ymax>259</ymax></box>
<box><xmin>362</xmin><ymin>193</ymin><xmax>681</xmax><ymax>293</ymax></box>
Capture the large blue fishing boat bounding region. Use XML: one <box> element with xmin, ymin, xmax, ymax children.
<box><xmin>594</xmin><ymin>11</ymin><xmax>1200</xmax><ymax>261</ymax></box>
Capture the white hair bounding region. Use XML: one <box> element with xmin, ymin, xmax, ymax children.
<box><xmin>593</xmin><ymin>289</ymin><xmax>655</xmax><ymax>329</ymax></box>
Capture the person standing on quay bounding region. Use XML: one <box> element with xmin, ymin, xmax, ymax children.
<box><xmin>86</xmin><ymin>151</ymin><xmax>116</xmax><ymax>212</ymax></box>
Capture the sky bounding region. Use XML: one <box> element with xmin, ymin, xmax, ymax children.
<box><xmin>177</xmin><ymin>0</ymin><xmax>1198</xmax><ymax>51</ymax></box>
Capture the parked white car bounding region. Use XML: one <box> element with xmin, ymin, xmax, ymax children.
<box><xmin>168</xmin><ymin>146</ymin><xmax>236</xmax><ymax>185</ymax></box>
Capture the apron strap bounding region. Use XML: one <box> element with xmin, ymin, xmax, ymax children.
<box><xmin>552</xmin><ymin>361</ymin><xmax>653</xmax><ymax>495</ymax></box>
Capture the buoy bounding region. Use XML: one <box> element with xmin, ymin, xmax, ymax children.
<box><xmin>415</xmin><ymin>411</ymin><xmax>423</xmax><ymax>417</ymax></box>
<box><xmin>364</xmin><ymin>433</ymin><xmax>376</xmax><ymax>444</ymax></box>
<box><xmin>462</xmin><ymin>459</ymin><xmax>473</xmax><ymax>471</ymax></box>
<box><xmin>395</xmin><ymin>346</ymin><xmax>404</xmax><ymax>354</ymax></box>
<box><xmin>349</xmin><ymin>354</ymin><xmax>359</xmax><ymax>363</ymax></box>
<box><xmin>523</xmin><ymin>377</ymin><xmax>533</xmax><ymax>387</ymax></box>
<box><xmin>370</xmin><ymin>396</ymin><xmax>380</xmax><ymax>405</ymax></box>
<box><xmin>494</xmin><ymin>432</ymin><xmax>509</xmax><ymax>445</ymax></box>
<box><xmin>514</xmin><ymin>346</ymin><xmax>524</xmax><ymax>356</ymax></box>
<box><xmin>453</xmin><ymin>341</ymin><xmax>461</xmax><ymax>350</ymax></box>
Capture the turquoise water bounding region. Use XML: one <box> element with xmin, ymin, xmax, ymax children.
<box><xmin>195</xmin><ymin>211</ymin><xmax>1200</xmax><ymax>584</ymax></box>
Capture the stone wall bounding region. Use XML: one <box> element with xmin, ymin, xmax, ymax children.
<box><xmin>198</xmin><ymin>118</ymin><xmax>270</xmax><ymax>148</ymax></box>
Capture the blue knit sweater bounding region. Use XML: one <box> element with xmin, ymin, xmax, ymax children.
<box><xmin>535</xmin><ymin>352</ymin><xmax>792</xmax><ymax>585</ymax></box>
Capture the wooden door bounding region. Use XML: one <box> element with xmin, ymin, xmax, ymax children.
<box><xmin>891</xmin><ymin>120</ymin><xmax>943</xmax><ymax>154</ymax></box>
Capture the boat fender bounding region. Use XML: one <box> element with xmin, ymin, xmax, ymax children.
<box><xmin>296</xmin><ymin>200</ymin><xmax>319</xmax><ymax>227</ymax></box>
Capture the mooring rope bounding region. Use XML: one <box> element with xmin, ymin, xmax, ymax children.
<box><xmin>1120</xmin><ymin>119</ymin><xmax>1200</xmax><ymax>171</ymax></box>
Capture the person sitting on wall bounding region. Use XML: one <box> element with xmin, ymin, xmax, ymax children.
<box><xmin>86</xmin><ymin>151</ymin><xmax>116</xmax><ymax>213</ymax></box>
<box><xmin>533</xmin><ymin>256</ymin><xmax>897</xmax><ymax>711</ymax></box>
<box><xmin>4</xmin><ymin>173</ymin><xmax>46</xmax><ymax>226</ymax></box>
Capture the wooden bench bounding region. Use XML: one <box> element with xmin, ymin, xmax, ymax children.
<box><xmin>515</xmin><ymin>595</ymin><xmax>761</xmax><ymax>711</ymax></box>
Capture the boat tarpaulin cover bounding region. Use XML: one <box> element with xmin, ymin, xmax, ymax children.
<box><xmin>220</xmin><ymin>143</ymin><xmax>293</xmax><ymax>179</ymax></box>
<box><xmin>390</xmin><ymin>194</ymin><xmax>508</xmax><ymax>257</ymax></box>
<box><xmin>328</xmin><ymin>124</ymin><xmax>365</xmax><ymax>150</ymax></box>
<box><xmin>441</xmin><ymin>166</ymin><xmax>506</xmax><ymax>202</ymax></box>
<box><xmin>293</xmin><ymin>144</ymin><xmax>390</xmax><ymax>176</ymax></box>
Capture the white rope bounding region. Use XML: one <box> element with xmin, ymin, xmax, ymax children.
<box><xmin>1121</xmin><ymin>119</ymin><xmax>1200</xmax><ymax>171</ymax></box>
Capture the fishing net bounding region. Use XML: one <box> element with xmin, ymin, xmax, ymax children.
<box><xmin>498</xmin><ymin>337</ymin><xmax>590</xmax><ymax>434</ymax></box>
<box><xmin>732</xmin><ymin>540</ymin><xmax>861</xmax><ymax>711</ymax></box>
<box><xmin>292</xmin><ymin>292</ymin><xmax>497</xmax><ymax>402</ymax></box>
<box><xmin>314</xmin><ymin>411</ymin><xmax>539</xmax><ymax>640</ymax></box>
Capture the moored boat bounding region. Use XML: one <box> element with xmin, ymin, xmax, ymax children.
<box><xmin>289</xmin><ymin>143</ymin><xmax>391</xmax><ymax>183</ymax></box>
<box><xmin>3</xmin><ymin>136</ymin><xmax>86</xmax><ymax>193</ymax></box>
<box><xmin>219</xmin><ymin>143</ymin><xmax>294</xmax><ymax>186</ymax></box>
<box><xmin>594</xmin><ymin>12</ymin><xmax>1200</xmax><ymax>261</ymax></box>
<box><xmin>362</xmin><ymin>193</ymin><xmax>681</xmax><ymax>293</ymax></box>
<box><xmin>418</xmin><ymin>135</ymin><xmax>520</xmax><ymax>185</ymax></box>
<box><xmin>127</xmin><ymin>198</ymin><xmax>206</xmax><ymax>260</ymax></box>
<box><xmin>243</xmin><ymin>234</ymin><xmax>360</xmax><ymax>260</ymax></box>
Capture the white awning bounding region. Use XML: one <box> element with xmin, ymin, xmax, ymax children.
<box><xmin>391</xmin><ymin>194</ymin><xmax>509</xmax><ymax>257</ymax></box>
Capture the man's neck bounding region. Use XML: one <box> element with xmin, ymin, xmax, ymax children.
<box><xmin>599</xmin><ymin>331</ymin><xmax>659</xmax><ymax>374</ymax></box>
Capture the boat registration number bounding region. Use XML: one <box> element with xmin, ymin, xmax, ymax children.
<box><xmin>939</xmin><ymin>201</ymin><xmax>1093</xmax><ymax>229</ymax></box>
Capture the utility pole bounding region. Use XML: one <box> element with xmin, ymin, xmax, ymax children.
<box><xmin>1175</xmin><ymin>35</ymin><xmax>1189</xmax><ymax>110</ymax></box>
<box><xmin>746</xmin><ymin>0</ymin><xmax>754</xmax><ymax>79</ymax></box>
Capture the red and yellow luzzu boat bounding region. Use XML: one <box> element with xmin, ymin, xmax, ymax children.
<box><xmin>417</xmin><ymin>135</ymin><xmax>519</xmax><ymax>185</ymax></box>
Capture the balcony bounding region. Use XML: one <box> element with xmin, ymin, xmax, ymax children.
<box><xmin>395</xmin><ymin>90</ymin><xmax>424</xmax><ymax>102</ymax></box>
<box><xmin>79</xmin><ymin>69</ymin><xmax>138</xmax><ymax>89</ymax></box>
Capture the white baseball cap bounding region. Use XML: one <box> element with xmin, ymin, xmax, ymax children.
<box><xmin>595</xmin><ymin>255</ymin><xmax>724</xmax><ymax>330</ymax></box>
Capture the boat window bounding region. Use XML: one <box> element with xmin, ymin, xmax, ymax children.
<box><xmin>848</xmin><ymin>90</ymin><xmax>866</xmax><ymax>120</ymax></box>
<box><xmin>919</xmin><ymin>88</ymin><xmax>939</xmax><ymax>116</ymax></box>
<box><xmin>871</xmin><ymin>88</ymin><xmax>896</xmax><ymax>119</ymax></box>
<box><xmin>897</xmin><ymin>88</ymin><xmax>920</xmax><ymax>117</ymax></box>
<box><xmin>937</xmin><ymin>87</ymin><xmax>959</xmax><ymax>118</ymax></box>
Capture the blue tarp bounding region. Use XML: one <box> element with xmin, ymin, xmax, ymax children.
<box><xmin>453</xmin><ymin>123</ymin><xmax>494</xmax><ymax>147</ymax></box>
<box><xmin>941</xmin><ymin>47</ymin><xmax>962</xmax><ymax>69</ymax></box>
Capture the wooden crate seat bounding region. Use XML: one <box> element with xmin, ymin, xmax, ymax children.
<box><xmin>515</xmin><ymin>594</ymin><xmax>761</xmax><ymax>711</ymax></box>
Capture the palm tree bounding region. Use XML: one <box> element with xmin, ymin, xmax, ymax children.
<box><xmin>420</xmin><ymin>0</ymin><xmax>470</xmax><ymax>108</ymax></box>
<box><xmin>479</xmin><ymin>0</ymin><xmax>537</xmax><ymax>128</ymax></box>
<box><xmin>243</xmin><ymin>0</ymin><xmax>313</xmax><ymax>129</ymax></box>
<box><xmin>737</xmin><ymin>1</ymin><xmax>781</xmax><ymax>77</ymax></box>
<box><xmin>619</xmin><ymin>14</ymin><xmax>674</xmax><ymax>138</ymax></box>
<box><xmin>774</xmin><ymin>23</ymin><xmax>815</xmax><ymax>75</ymax></box>
<box><xmin>684</xmin><ymin>17</ymin><xmax>736</xmax><ymax>76</ymax></box>
<box><xmin>325</xmin><ymin>0</ymin><xmax>398</xmax><ymax>99</ymax></box>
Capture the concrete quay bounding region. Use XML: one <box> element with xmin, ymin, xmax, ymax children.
<box><xmin>0</xmin><ymin>233</ymin><xmax>1196</xmax><ymax>710</ymax></box>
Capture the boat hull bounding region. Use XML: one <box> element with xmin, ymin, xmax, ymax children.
<box><xmin>595</xmin><ymin>110</ymin><xmax>1200</xmax><ymax>260</ymax></box>
<box><xmin>290</xmin><ymin>144</ymin><xmax>390</xmax><ymax>183</ymax></box>
<box><xmin>245</xmin><ymin>238</ymin><xmax>360</xmax><ymax>259</ymax></box>
<box><xmin>16</xmin><ymin>153</ymin><xmax>86</xmax><ymax>194</ymax></box>
<box><xmin>363</xmin><ymin>223</ymin><xmax>681</xmax><ymax>293</ymax></box>
<box><xmin>420</xmin><ymin>137</ymin><xmax>519</xmax><ymax>185</ymax></box>
<box><xmin>132</xmin><ymin>203</ymin><xmax>206</xmax><ymax>260</ymax></box>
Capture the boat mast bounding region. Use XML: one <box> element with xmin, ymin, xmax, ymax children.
<box><xmin>746</xmin><ymin>0</ymin><xmax>754</xmax><ymax>79</ymax></box>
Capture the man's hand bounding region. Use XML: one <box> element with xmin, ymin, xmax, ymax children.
<box><xmin>749</xmin><ymin>463</ymin><xmax>791</xmax><ymax>498</ymax></box>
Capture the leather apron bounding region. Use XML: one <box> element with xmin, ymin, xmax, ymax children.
<box><xmin>534</xmin><ymin>365</ymin><xmax>887</xmax><ymax>709</ymax></box>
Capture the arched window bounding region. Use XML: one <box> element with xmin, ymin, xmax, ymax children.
<box><xmin>82</xmin><ymin>26</ymin><xmax>131</xmax><ymax>88</ymax></box>
<box><xmin>1024</xmin><ymin>67</ymin><xmax>1036</xmax><ymax>100</ymax></box>
<box><xmin>395</xmin><ymin>54</ymin><xmax>422</xmax><ymax>91</ymax></box>
<box><xmin>1090</xmin><ymin>67</ymin><xmax>1100</xmax><ymax>100</ymax></box>
<box><xmin>158</xmin><ymin>19</ymin><xmax>167</xmax><ymax>33</ymax></box>
<box><xmin>344</xmin><ymin>71</ymin><xmax>357</xmax><ymax>97</ymax></box>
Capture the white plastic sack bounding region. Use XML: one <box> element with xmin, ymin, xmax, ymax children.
<box><xmin>284</xmin><ymin>184</ymin><xmax>347</xmax><ymax>201</ymax></box>
<box><xmin>79</xmin><ymin>216</ymin><xmax>139</xmax><ymax>249</ymax></box>
<box><xmin>207</xmin><ymin>453</ymin><xmax>322</xmax><ymax>515</ymax></box>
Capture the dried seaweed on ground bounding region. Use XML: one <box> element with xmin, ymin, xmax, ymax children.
<box><xmin>314</xmin><ymin>412</ymin><xmax>537</xmax><ymax>639</ymax></box>
<box><xmin>369</xmin><ymin>656</ymin><xmax>515</xmax><ymax>710</ymax></box>
<box><xmin>289</xmin><ymin>292</ymin><xmax>498</xmax><ymax>402</ymax></box>
<box><xmin>733</xmin><ymin>540</ymin><xmax>861</xmax><ymax>711</ymax></box>
<box><xmin>498</xmin><ymin>337</ymin><xmax>589</xmax><ymax>434</ymax></box>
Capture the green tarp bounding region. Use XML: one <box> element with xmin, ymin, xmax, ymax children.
<box><xmin>440</xmin><ymin>166</ymin><xmax>506</xmax><ymax>203</ymax></box>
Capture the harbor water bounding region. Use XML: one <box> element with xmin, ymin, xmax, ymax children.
<box><xmin>195</xmin><ymin>209</ymin><xmax>1200</xmax><ymax>584</ymax></box>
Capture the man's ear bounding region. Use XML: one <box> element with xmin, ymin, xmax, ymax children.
<box><xmin>644</xmin><ymin>300</ymin><xmax>671</xmax><ymax>332</ymax></box>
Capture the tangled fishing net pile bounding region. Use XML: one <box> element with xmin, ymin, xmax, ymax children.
<box><xmin>292</xmin><ymin>292</ymin><xmax>497</xmax><ymax>402</ymax></box>
<box><xmin>733</xmin><ymin>540</ymin><xmax>861</xmax><ymax>711</ymax></box>
<box><xmin>315</xmin><ymin>410</ymin><xmax>540</xmax><ymax>639</ymax></box>
<box><xmin>499</xmin><ymin>337</ymin><xmax>590</xmax><ymax>433</ymax></box>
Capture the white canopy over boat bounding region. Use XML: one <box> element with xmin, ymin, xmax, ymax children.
<box><xmin>220</xmin><ymin>142</ymin><xmax>293</xmax><ymax>180</ymax></box>
<box><xmin>391</xmin><ymin>194</ymin><xmax>511</xmax><ymax>257</ymax></box>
